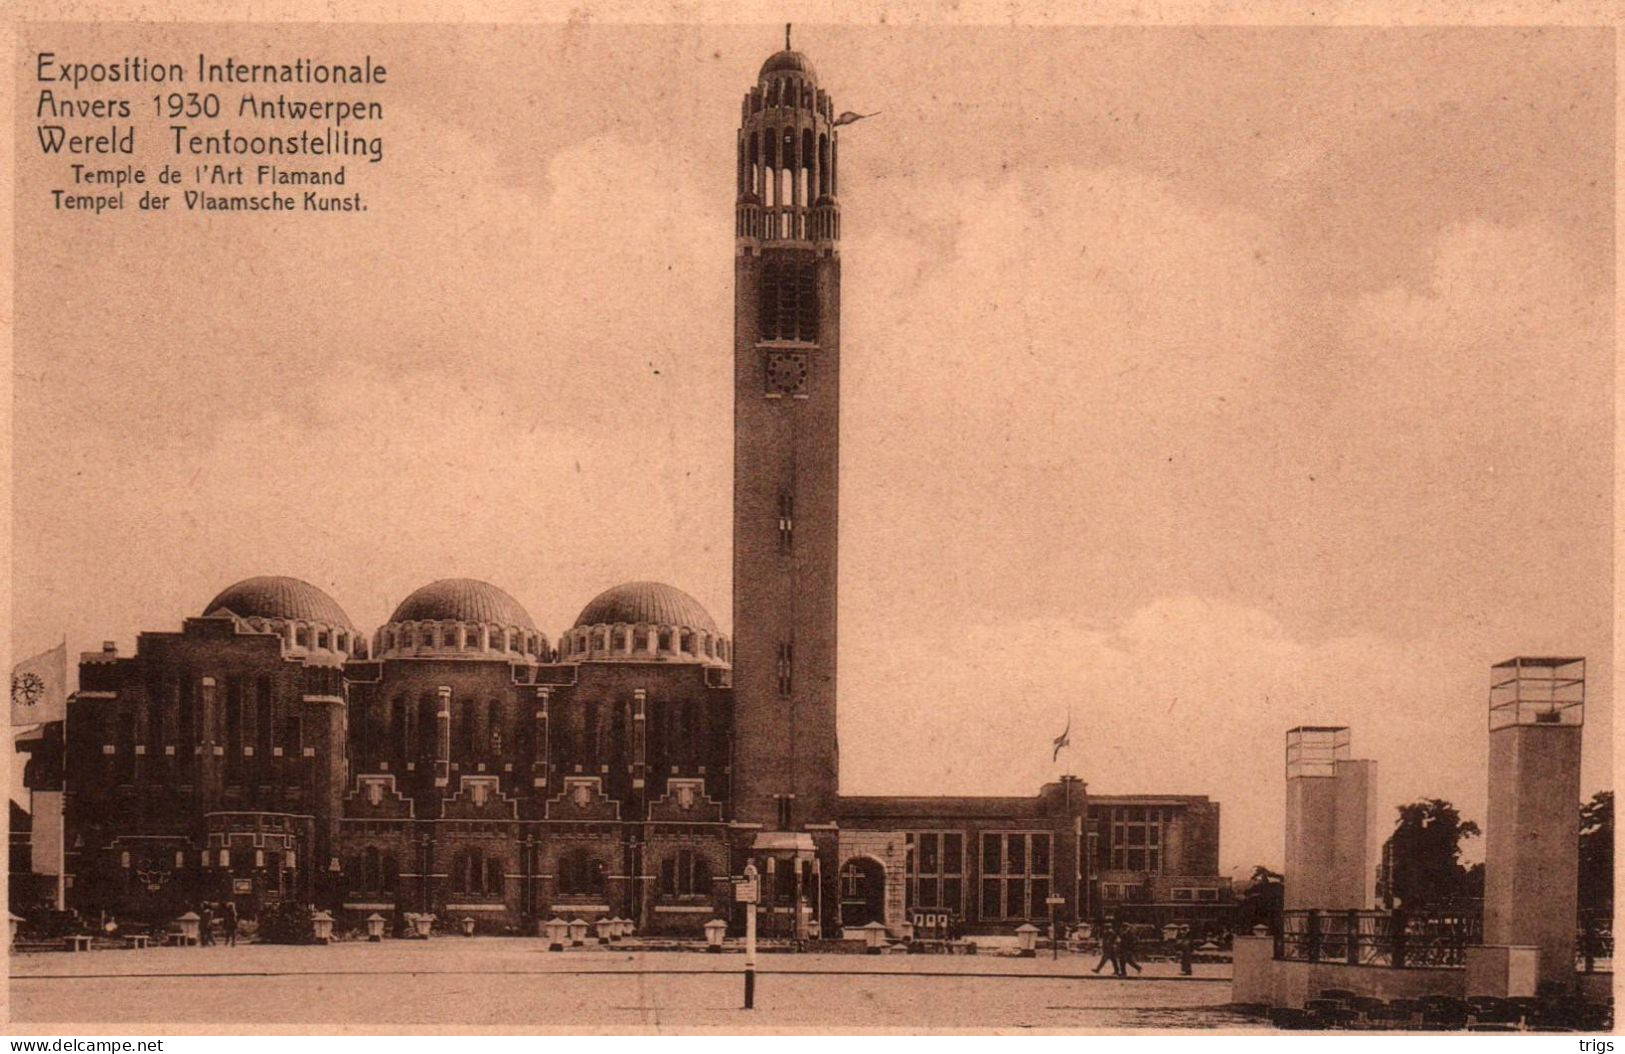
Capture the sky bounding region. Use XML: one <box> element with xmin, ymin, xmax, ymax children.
<box><xmin>11</xmin><ymin>23</ymin><xmax>1614</xmax><ymax>875</ymax></box>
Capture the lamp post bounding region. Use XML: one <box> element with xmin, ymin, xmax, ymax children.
<box><xmin>1016</xmin><ymin>923</ymin><xmax>1039</xmax><ymax>957</ymax></box>
<box><xmin>704</xmin><ymin>917</ymin><xmax>727</xmax><ymax>952</ymax></box>
<box><xmin>461</xmin><ymin>916</ymin><xmax>476</xmax><ymax>937</ymax></box>
<box><xmin>1047</xmin><ymin>894</ymin><xmax>1066</xmax><ymax>960</ymax></box>
<box><xmin>862</xmin><ymin>920</ymin><xmax>887</xmax><ymax>954</ymax></box>
<box><xmin>365</xmin><ymin>913</ymin><xmax>386</xmax><ymax>942</ymax></box>
<box><xmin>568</xmin><ymin>917</ymin><xmax>588</xmax><ymax>946</ymax></box>
<box><xmin>740</xmin><ymin>861</ymin><xmax>759</xmax><ymax>1009</ymax></box>
<box><xmin>595</xmin><ymin>917</ymin><xmax>614</xmax><ymax>943</ymax></box>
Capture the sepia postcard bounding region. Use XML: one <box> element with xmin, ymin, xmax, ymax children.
<box><xmin>3</xmin><ymin>1</ymin><xmax>1618</xmax><ymax>1040</ymax></box>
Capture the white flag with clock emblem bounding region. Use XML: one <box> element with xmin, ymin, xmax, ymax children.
<box><xmin>11</xmin><ymin>641</ymin><xmax>66</xmax><ymax>726</ymax></box>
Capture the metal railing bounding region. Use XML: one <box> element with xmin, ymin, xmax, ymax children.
<box><xmin>1278</xmin><ymin>908</ymin><xmax>1482</xmax><ymax>968</ymax></box>
<box><xmin>1579</xmin><ymin>911</ymin><xmax>1613</xmax><ymax>973</ymax></box>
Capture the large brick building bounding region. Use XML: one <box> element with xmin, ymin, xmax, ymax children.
<box><xmin>47</xmin><ymin>38</ymin><xmax>1228</xmax><ymax>939</ymax></box>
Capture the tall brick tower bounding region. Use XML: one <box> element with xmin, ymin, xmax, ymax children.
<box><xmin>732</xmin><ymin>31</ymin><xmax>842</xmax><ymax>832</ymax></box>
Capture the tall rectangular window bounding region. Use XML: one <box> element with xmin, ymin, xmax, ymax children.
<box><xmin>777</xmin><ymin>641</ymin><xmax>793</xmax><ymax>697</ymax></box>
<box><xmin>905</xmin><ymin>831</ymin><xmax>966</xmax><ymax>914</ymax></box>
<box><xmin>778</xmin><ymin>491</ymin><xmax>794</xmax><ymax>552</ymax></box>
<box><xmin>255</xmin><ymin>678</ymin><xmax>273</xmax><ymax>777</ymax></box>
<box><xmin>1108</xmin><ymin>807</ymin><xmax>1164</xmax><ymax>873</ymax></box>
<box><xmin>225</xmin><ymin>677</ymin><xmax>243</xmax><ymax>780</ymax></box>
<box><xmin>758</xmin><ymin>252</ymin><xmax>819</xmax><ymax>341</ymax></box>
<box><xmin>978</xmin><ymin>832</ymin><xmax>1052</xmax><ymax>920</ymax></box>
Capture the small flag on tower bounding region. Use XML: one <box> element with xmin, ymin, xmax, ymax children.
<box><xmin>1052</xmin><ymin>714</ymin><xmax>1071</xmax><ymax>762</ymax></box>
<box><xmin>833</xmin><ymin>111</ymin><xmax>881</xmax><ymax>127</ymax></box>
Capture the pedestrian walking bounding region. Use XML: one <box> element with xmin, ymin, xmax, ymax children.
<box><xmin>1091</xmin><ymin>922</ymin><xmax>1119</xmax><ymax>975</ymax></box>
<box><xmin>222</xmin><ymin>901</ymin><xmax>239</xmax><ymax>947</ymax></box>
<box><xmin>199</xmin><ymin>902</ymin><xmax>216</xmax><ymax>946</ymax></box>
<box><xmin>1180</xmin><ymin>929</ymin><xmax>1195</xmax><ymax>976</ymax></box>
<box><xmin>1116</xmin><ymin>923</ymin><xmax>1143</xmax><ymax>976</ymax></box>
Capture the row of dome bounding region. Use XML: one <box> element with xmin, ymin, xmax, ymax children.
<box><xmin>200</xmin><ymin>576</ymin><xmax>730</xmax><ymax>667</ymax></box>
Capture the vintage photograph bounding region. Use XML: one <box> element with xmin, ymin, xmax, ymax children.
<box><xmin>6</xmin><ymin>9</ymin><xmax>1616</xmax><ymax>1036</ymax></box>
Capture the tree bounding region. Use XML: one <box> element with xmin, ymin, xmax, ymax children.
<box><xmin>1578</xmin><ymin>790</ymin><xmax>1613</xmax><ymax>915</ymax></box>
<box><xmin>1381</xmin><ymin>799</ymin><xmax>1481</xmax><ymax>912</ymax></box>
<box><xmin>1233</xmin><ymin>865</ymin><xmax>1284</xmax><ymax>934</ymax></box>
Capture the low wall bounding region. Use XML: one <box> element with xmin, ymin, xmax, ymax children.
<box><xmin>1233</xmin><ymin>935</ymin><xmax>1464</xmax><ymax>1007</ymax></box>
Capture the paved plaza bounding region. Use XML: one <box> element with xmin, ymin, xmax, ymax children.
<box><xmin>9</xmin><ymin>941</ymin><xmax>1257</xmax><ymax>1031</ymax></box>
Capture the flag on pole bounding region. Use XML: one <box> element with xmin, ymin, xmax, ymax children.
<box><xmin>1052</xmin><ymin>714</ymin><xmax>1071</xmax><ymax>762</ymax></box>
<box><xmin>833</xmin><ymin>111</ymin><xmax>880</xmax><ymax>127</ymax></box>
<box><xmin>11</xmin><ymin>641</ymin><xmax>67</xmax><ymax>725</ymax></box>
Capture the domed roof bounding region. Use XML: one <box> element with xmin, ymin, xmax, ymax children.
<box><xmin>574</xmin><ymin>581</ymin><xmax>719</xmax><ymax>634</ymax></box>
<box><xmin>389</xmin><ymin>578</ymin><xmax>536</xmax><ymax>629</ymax></box>
<box><xmin>204</xmin><ymin>576</ymin><xmax>354</xmax><ymax>631</ymax></box>
<box><xmin>760</xmin><ymin>49</ymin><xmax>817</xmax><ymax>81</ymax></box>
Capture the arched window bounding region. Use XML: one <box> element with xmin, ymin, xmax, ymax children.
<box><xmin>296</xmin><ymin>626</ymin><xmax>310</xmax><ymax>647</ymax></box>
<box><xmin>680</xmin><ymin>630</ymin><xmax>693</xmax><ymax>654</ymax></box>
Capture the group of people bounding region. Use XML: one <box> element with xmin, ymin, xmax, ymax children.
<box><xmin>1090</xmin><ymin>921</ymin><xmax>1144</xmax><ymax>977</ymax></box>
<box><xmin>197</xmin><ymin>900</ymin><xmax>240</xmax><ymax>946</ymax></box>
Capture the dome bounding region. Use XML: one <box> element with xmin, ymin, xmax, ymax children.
<box><xmin>204</xmin><ymin>576</ymin><xmax>355</xmax><ymax>631</ymax></box>
<box><xmin>760</xmin><ymin>49</ymin><xmax>817</xmax><ymax>82</ymax></box>
<box><xmin>574</xmin><ymin>581</ymin><xmax>719</xmax><ymax>634</ymax></box>
<box><xmin>389</xmin><ymin>579</ymin><xmax>536</xmax><ymax>630</ymax></box>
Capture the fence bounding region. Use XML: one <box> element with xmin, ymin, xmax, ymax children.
<box><xmin>1579</xmin><ymin>910</ymin><xmax>1613</xmax><ymax>973</ymax></box>
<box><xmin>1278</xmin><ymin>908</ymin><xmax>1482</xmax><ymax>968</ymax></box>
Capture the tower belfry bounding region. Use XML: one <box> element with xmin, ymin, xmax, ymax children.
<box><xmin>731</xmin><ymin>35</ymin><xmax>843</xmax><ymax>832</ymax></box>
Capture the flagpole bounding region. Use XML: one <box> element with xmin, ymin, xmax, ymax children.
<box><xmin>56</xmin><ymin>635</ymin><xmax>68</xmax><ymax>910</ymax></box>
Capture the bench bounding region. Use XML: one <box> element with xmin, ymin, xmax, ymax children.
<box><xmin>63</xmin><ymin>934</ymin><xmax>94</xmax><ymax>952</ymax></box>
<box><xmin>124</xmin><ymin>934</ymin><xmax>151</xmax><ymax>949</ymax></box>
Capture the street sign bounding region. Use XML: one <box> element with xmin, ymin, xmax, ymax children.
<box><xmin>735</xmin><ymin>880</ymin><xmax>759</xmax><ymax>903</ymax></box>
<box><xmin>1045</xmin><ymin>895</ymin><xmax>1066</xmax><ymax>906</ymax></box>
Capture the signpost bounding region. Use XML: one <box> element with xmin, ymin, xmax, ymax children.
<box><xmin>737</xmin><ymin>862</ymin><xmax>759</xmax><ymax>1009</ymax></box>
<box><xmin>1046</xmin><ymin>894</ymin><xmax>1066</xmax><ymax>960</ymax></box>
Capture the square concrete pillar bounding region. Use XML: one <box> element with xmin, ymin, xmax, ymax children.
<box><xmin>1284</xmin><ymin>727</ymin><xmax>1376</xmax><ymax>910</ymax></box>
<box><xmin>1465</xmin><ymin>944</ymin><xmax>1539</xmax><ymax>999</ymax></box>
<box><xmin>1483</xmin><ymin>657</ymin><xmax>1584</xmax><ymax>990</ymax></box>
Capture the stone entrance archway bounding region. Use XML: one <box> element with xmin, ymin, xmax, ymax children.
<box><xmin>839</xmin><ymin>856</ymin><xmax>886</xmax><ymax>928</ymax></box>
